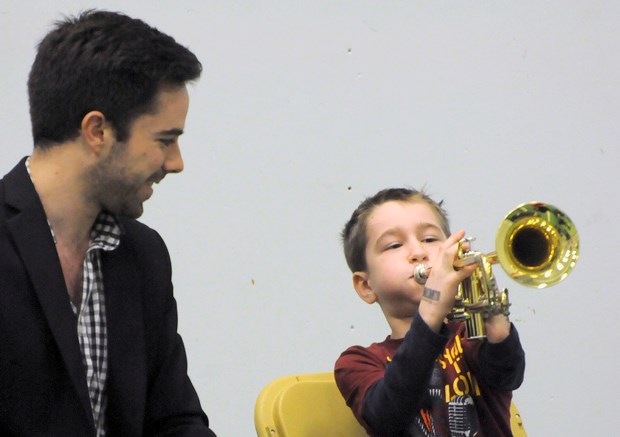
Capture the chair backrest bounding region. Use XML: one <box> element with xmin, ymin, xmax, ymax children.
<box><xmin>510</xmin><ymin>400</ymin><xmax>527</xmax><ymax>437</ymax></box>
<box><xmin>254</xmin><ymin>372</ymin><xmax>367</xmax><ymax>437</ymax></box>
<box><xmin>255</xmin><ymin>372</ymin><xmax>527</xmax><ymax>437</ymax></box>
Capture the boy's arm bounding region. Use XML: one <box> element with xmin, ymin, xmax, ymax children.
<box><xmin>478</xmin><ymin>317</ymin><xmax>526</xmax><ymax>391</ymax></box>
<box><xmin>336</xmin><ymin>314</ymin><xmax>450</xmax><ymax>435</ymax></box>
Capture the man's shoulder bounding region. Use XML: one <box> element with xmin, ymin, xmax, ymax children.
<box><xmin>118</xmin><ymin>216</ymin><xmax>157</xmax><ymax>236</ymax></box>
<box><xmin>116</xmin><ymin>217</ymin><xmax>167</xmax><ymax>253</ymax></box>
<box><xmin>110</xmin><ymin>218</ymin><xmax>173</xmax><ymax>279</ymax></box>
<box><xmin>0</xmin><ymin>158</ymin><xmax>34</xmax><ymax>204</ymax></box>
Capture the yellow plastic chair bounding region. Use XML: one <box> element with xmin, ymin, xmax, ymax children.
<box><xmin>255</xmin><ymin>372</ymin><xmax>527</xmax><ymax>437</ymax></box>
<box><xmin>255</xmin><ymin>372</ymin><xmax>366</xmax><ymax>437</ymax></box>
<box><xmin>511</xmin><ymin>401</ymin><xmax>527</xmax><ymax>437</ymax></box>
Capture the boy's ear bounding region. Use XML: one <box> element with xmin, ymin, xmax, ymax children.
<box><xmin>353</xmin><ymin>271</ymin><xmax>377</xmax><ymax>304</ymax></box>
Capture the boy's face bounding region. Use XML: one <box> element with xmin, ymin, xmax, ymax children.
<box><xmin>359</xmin><ymin>200</ymin><xmax>447</xmax><ymax>318</ymax></box>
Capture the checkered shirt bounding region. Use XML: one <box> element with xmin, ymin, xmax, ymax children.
<box><xmin>70</xmin><ymin>212</ymin><xmax>121</xmax><ymax>436</ymax></box>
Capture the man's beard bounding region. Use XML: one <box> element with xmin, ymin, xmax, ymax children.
<box><xmin>86</xmin><ymin>144</ymin><xmax>163</xmax><ymax>219</ymax></box>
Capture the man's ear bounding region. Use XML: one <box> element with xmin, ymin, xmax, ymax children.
<box><xmin>353</xmin><ymin>271</ymin><xmax>377</xmax><ymax>304</ymax></box>
<box><xmin>81</xmin><ymin>110</ymin><xmax>113</xmax><ymax>155</ymax></box>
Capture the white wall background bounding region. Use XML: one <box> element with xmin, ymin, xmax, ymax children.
<box><xmin>1</xmin><ymin>1</ymin><xmax>617</xmax><ymax>435</ymax></box>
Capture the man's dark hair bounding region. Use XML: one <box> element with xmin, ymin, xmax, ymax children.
<box><xmin>342</xmin><ymin>187</ymin><xmax>451</xmax><ymax>273</ymax></box>
<box><xmin>28</xmin><ymin>9</ymin><xmax>202</xmax><ymax>147</ymax></box>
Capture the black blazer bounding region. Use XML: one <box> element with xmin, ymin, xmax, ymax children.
<box><xmin>0</xmin><ymin>158</ymin><xmax>216</xmax><ymax>436</ymax></box>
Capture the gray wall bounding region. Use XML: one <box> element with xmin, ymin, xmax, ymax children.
<box><xmin>2</xmin><ymin>1</ymin><xmax>616</xmax><ymax>435</ymax></box>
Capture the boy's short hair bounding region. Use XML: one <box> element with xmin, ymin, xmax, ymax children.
<box><xmin>341</xmin><ymin>188</ymin><xmax>450</xmax><ymax>273</ymax></box>
<box><xmin>28</xmin><ymin>9</ymin><xmax>202</xmax><ymax>148</ymax></box>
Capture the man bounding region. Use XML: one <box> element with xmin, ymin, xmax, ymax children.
<box><xmin>0</xmin><ymin>10</ymin><xmax>216</xmax><ymax>436</ymax></box>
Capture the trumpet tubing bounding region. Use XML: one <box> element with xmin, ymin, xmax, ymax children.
<box><xmin>414</xmin><ymin>201</ymin><xmax>579</xmax><ymax>339</ymax></box>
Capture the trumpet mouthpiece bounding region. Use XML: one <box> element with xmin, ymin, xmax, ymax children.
<box><xmin>413</xmin><ymin>264</ymin><xmax>430</xmax><ymax>284</ymax></box>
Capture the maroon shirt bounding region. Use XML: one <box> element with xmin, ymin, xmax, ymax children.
<box><xmin>335</xmin><ymin>314</ymin><xmax>525</xmax><ymax>436</ymax></box>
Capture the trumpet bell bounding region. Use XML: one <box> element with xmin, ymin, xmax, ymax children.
<box><xmin>495</xmin><ymin>202</ymin><xmax>579</xmax><ymax>289</ymax></box>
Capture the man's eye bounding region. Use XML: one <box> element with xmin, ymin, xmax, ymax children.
<box><xmin>159</xmin><ymin>138</ymin><xmax>175</xmax><ymax>146</ymax></box>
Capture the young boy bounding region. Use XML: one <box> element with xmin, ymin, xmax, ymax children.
<box><xmin>335</xmin><ymin>188</ymin><xmax>525</xmax><ymax>436</ymax></box>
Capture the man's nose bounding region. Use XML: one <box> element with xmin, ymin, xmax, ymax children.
<box><xmin>163</xmin><ymin>142</ymin><xmax>184</xmax><ymax>174</ymax></box>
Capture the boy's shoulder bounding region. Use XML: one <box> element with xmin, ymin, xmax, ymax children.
<box><xmin>337</xmin><ymin>336</ymin><xmax>403</xmax><ymax>368</ymax></box>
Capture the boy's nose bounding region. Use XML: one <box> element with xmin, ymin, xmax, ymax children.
<box><xmin>409</xmin><ymin>253</ymin><xmax>427</xmax><ymax>263</ymax></box>
<box><xmin>408</xmin><ymin>243</ymin><xmax>428</xmax><ymax>263</ymax></box>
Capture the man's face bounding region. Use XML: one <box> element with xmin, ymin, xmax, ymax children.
<box><xmin>88</xmin><ymin>86</ymin><xmax>190</xmax><ymax>218</ymax></box>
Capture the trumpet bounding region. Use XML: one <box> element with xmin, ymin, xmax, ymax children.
<box><xmin>413</xmin><ymin>202</ymin><xmax>579</xmax><ymax>339</ymax></box>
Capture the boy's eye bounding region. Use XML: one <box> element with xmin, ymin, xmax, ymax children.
<box><xmin>422</xmin><ymin>236</ymin><xmax>440</xmax><ymax>243</ymax></box>
<box><xmin>385</xmin><ymin>242</ymin><xmax>402</xmax><ymax>250</ymax></box>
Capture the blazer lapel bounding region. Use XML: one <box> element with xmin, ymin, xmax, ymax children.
<box><xmin>2</xmin><ymin>160</ymin><xmax>95</xmax><ymax>429</ymax></box>
<box><xmin>103</xmin><ymin>241</ymin><xmax>147</xmax><ymax>434</ymax></box>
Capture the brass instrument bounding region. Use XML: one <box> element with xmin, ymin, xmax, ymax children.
<box><xmin>413</xmin><ymin>202</ymin><xmax>579</xmax><ymax>340</ymax></box>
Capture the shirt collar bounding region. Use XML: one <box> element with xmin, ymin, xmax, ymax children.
<box><xmin>90</xmin><ymin>211</ymin><xmax>122</xmax><ymax>251</ymax></box>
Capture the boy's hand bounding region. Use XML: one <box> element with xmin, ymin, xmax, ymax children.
<box><xmin>418</xmin><ymin>229</ymin><xmax>477</xmax><ymax>333</ymax></box>
<box><xmin>484</xmin><ymin>314</ymin><xmax>511</xmax><ymax>343</ymax></box>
